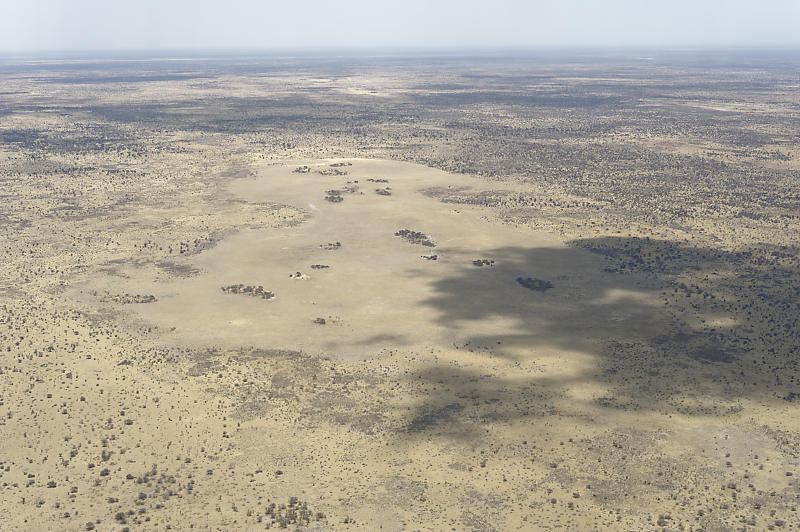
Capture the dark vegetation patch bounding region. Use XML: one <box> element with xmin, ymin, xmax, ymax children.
<box><xmin>395</xmin><ymin>229</ymin><xmax>436</xmax><ymax>247</ymax></box>
<box><xmin>261</xmin><ymin>497</ymin><xmax>326</xmax><ymax>528</ymax></box>
<box><xmin>324</xmin><ymin>184</ymin><xmax>359</xmax><ymax>202</ymax></box>
<box><xmin>318</xmin><ymin>168</ymin><xmax>347</xmax><ymax>176</ymax></box>
<box><xmin>324</xmin><ymin>190</ymin><xmax>344</xmax><ymax>202</ymax></box>
<box><xmin>220</xmin><ymin>284</ymin><xmax>275</xmax><ymax>300</ymax></box>
<box><xmin>94</xmin><ymin>291</ymin><xmax>157</xmax><ymax>304</ymax></box>
<box><xmin>516</xmin><ymin>277</ymin><xmax>552</xmax><ymax>292</ymax></box>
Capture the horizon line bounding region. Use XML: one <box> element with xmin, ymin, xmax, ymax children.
<box><xmin>1</xmin><ymin>44</ymin><xmax>799</xmax><ymax>62</ymax></box>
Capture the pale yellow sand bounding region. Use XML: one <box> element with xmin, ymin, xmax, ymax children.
<box><xmin>82</xmin><ymin>159</ymin><xmax>665</xmax><ymax>363</ymax></box>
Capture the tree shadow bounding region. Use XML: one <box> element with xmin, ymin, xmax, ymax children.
<box><xmin>399</xmin><ymin>237</ymin><xmax>799</xmax><ymax>437</ymax></box>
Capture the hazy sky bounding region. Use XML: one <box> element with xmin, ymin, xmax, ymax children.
<box><xmin>2</xmin><ymin>0</ymin><xmax>799</xmax><ymax>52</ymax></box>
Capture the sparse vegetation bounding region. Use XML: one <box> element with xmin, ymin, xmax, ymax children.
<box><xmin>394</xmin><ymin>229</ymin><xmax>435</xmax><ymax>247</ymax></box>
<box><xmin>1</xmin><ymin>50</ymin><xmax>798</xmax><ymax>532</ymax></box>
<box><xmin>516</xmin><ymin>277</ymin><xmax>553</xmax><ymax>292</ymax></box>
<box><xmin>220</xmin><ymin>284</ymin><xmax>275</xmax><ymax>299</ymax></box>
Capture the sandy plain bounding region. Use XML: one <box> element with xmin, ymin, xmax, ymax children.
<box><xmin>1</xmin><ymin>52</ymin><xmax>799</xmax><ymax>531</ymax></box>
<box><xmin>84</xmin><ymin>159</ymin><xmax>661</xmax><ymax>361</ymax></box>
<box><xmin>4</xmin><ymin>156</ymin><xmax>797</xmax><ymax>531</ymax></box>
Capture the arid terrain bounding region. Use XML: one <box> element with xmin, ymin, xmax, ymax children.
<box><xmin>1</xmin><ymin>50</ymin><xmax>799</xmax><ymax>531</ymax></box>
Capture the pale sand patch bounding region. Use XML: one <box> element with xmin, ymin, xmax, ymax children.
<box><xmin>89</xmin><ymin>159</ymin><xmax>669</xmax><ymax>362</ymax></box>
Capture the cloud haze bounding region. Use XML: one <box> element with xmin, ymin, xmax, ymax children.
<box><xmin>2</xmin><ymin>0</ymin><xmax>799</xmax><ymax>52</ymax></box>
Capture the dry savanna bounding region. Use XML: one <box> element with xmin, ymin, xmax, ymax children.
<box><xmin>1</xmin><ymin>51</ymin><xmax>799</xmax><ymax>530</ymax></box>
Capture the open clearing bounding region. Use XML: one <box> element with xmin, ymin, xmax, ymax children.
<box><xmin>81</xmin><ymin>159</ymin><xmax>663</xmax><ymax>362</ymax></box>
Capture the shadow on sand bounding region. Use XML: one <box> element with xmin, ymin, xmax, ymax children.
<box><xmin>400</xmin><ymin>237</ymin><xmax>799</xmax><ymax>437</ymax></box>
